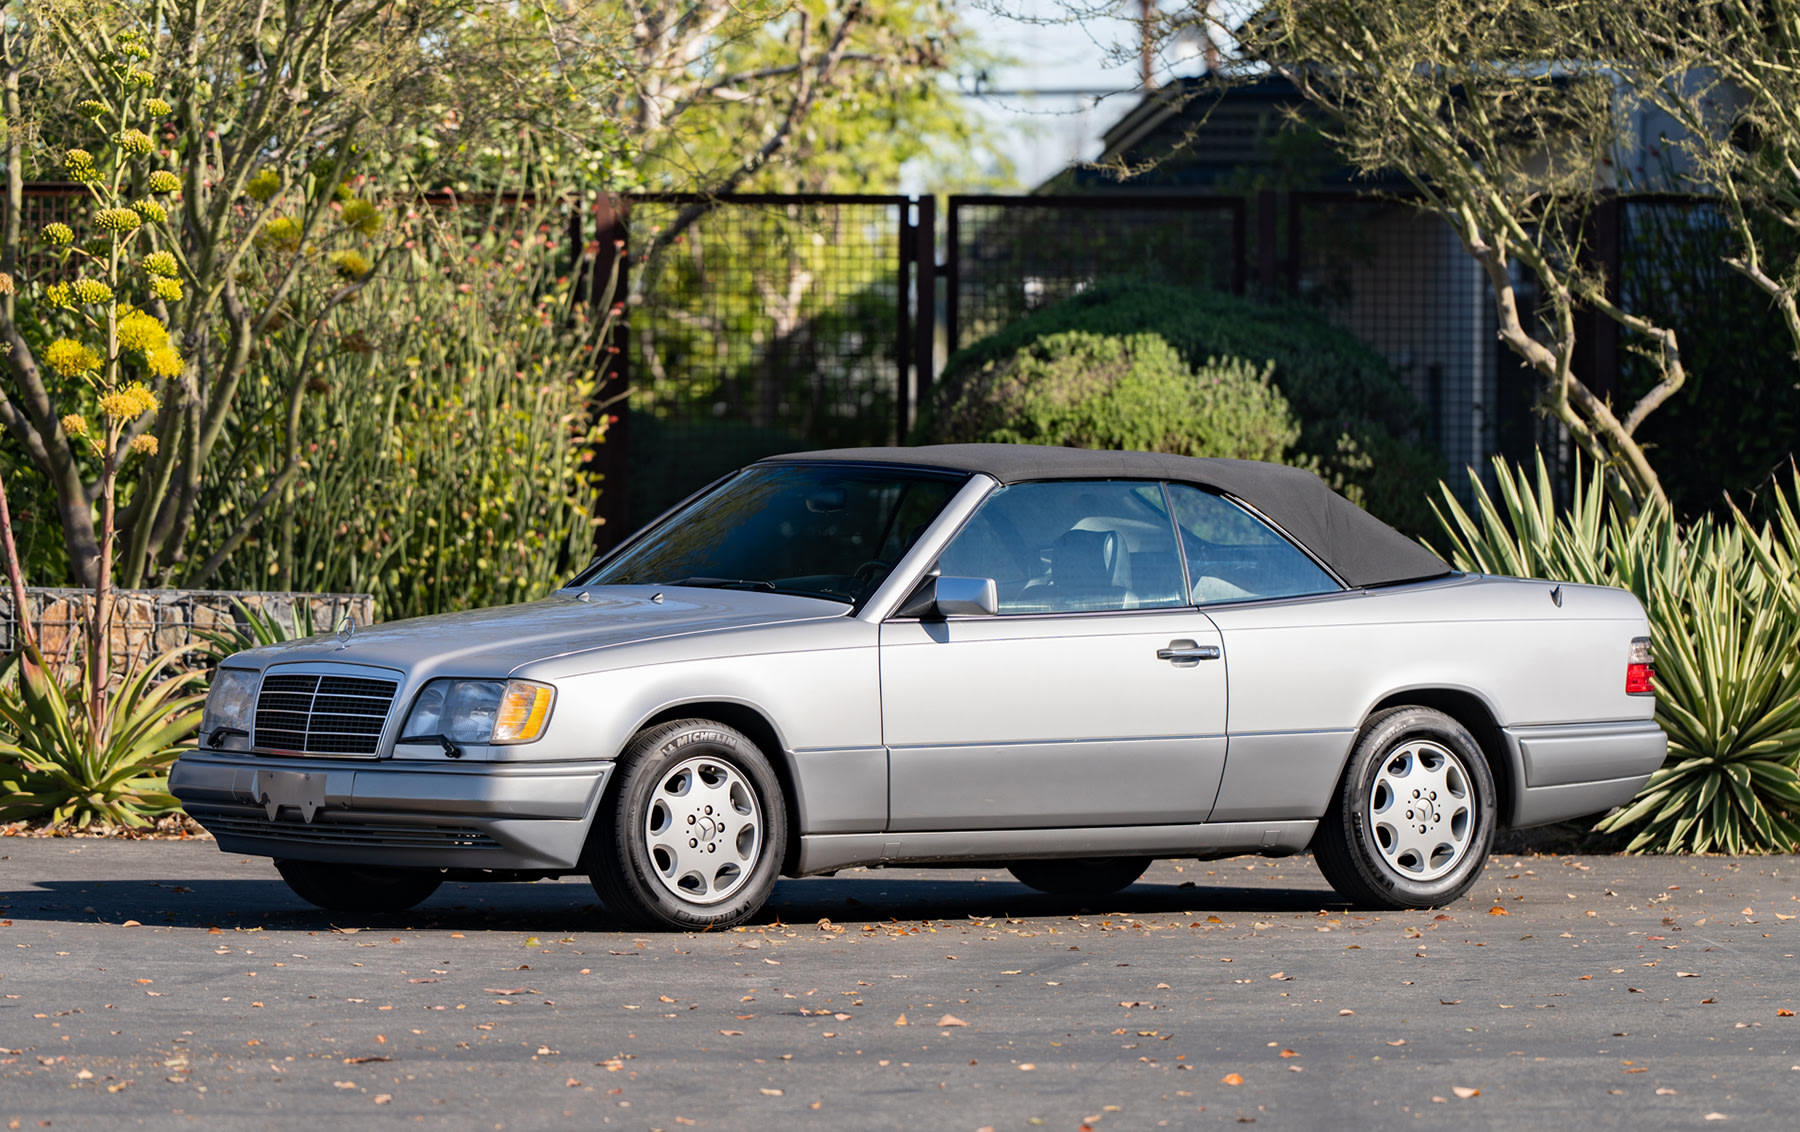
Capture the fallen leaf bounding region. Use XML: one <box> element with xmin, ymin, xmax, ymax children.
<box><xmin>1628</xmin><ymin>988</ymin><xmax>1644</xmax><ymax>994</ymax></box>
<box><xmin>342</xmin><ymin>1056</ymin><xmax>390</xmax><ymax>1065</ymax></box>
<box><xmin>894</xmin><ymin>1014</ymin><xmax>908</xmax><ymax>1026</ymax></box>
<box><xmin>1278</xmin><ymin>1049</ymin><xmax>1299</xmax><ymax>1059</ymax></box>
<box><xmin>333</xmin><ymin>1081</ymin><xmax>357</xmax><ymax>1089</ymax></box>
<box><xmin>1018</xmin><ymin>1063</ymin><xmax>1036</xmax><ymax>1071</ymax></box>
<box><xmin>1221</xmin><ymin>1073</ymin><xmax>1243</xmax><ymax>1086</ymax></box>
<box><xmin>482</xmin><ymin>988</ymin><xmax>537</xmax><ymax>995</ymax></box>
<box><xmin>1704</xmin><ymin>1114</ymin><xmax>1729</xmax><ymax>1121</ymax></box>
<box><xmin>1656</xmin><ymin>1088</ymin><xmax>1679</xmax><ymax>1095</ymax></box>
<box><xmin>937</xmin><ymin>1014</ymin><xmax>969</xmax><ymax>1027</ymax></box>
<box><xmin>373</xmin><ymin>1095</ymin><xmax>392</xmax><ymax>1105</ymax></box>
<box><xmin>718</xmin><ymin>1030</ymin><xmax>744</xmax><ymax>1036</ymax></box>
<box><xmin>1452</xmin><ymin>1087</ymin><xmax>1479</xmax><ymax>1099</ymax></box>
<box><xmin>1338</xmin><ymin>1009</ymin><xmax>1355</xmax><ymax>1016</ymax></box>
<box><xmin>1488</xmin><ymin>907</ymin><xmax>1508</xmax><ymax>916</ymax></box>
<box><xmin>1439</xmin><ymin>1000</ymin><xmax>1461</xmax><ymax>1006</ymax></box>
<box><xmin>1701</xmin><ymin>998</ymin><xmax>1717</xmax><ymax>1004</ymax></box>
<box><xmin>565</xmin><ymin>1078</ymin><xmax>581</xmax><ymax>1088</ymax></box>
<box><xmin>1676</xmin><ymin>972</ymin><xmax>1701</xmax><ymax>978</ymax></box>
<box><xmin>760</xmin><ymin>1088</ymin><xmax>784</xmax><ymax>1096</ymax></box>
<box><xmin>1779</xmin><ymin>1010</ymin><xmax>1795</xmax><ymax>1017</ymax></box>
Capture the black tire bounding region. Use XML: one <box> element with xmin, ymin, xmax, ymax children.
<box><xmin>1008</xmin><ymin>856</ymin><xmax>1152</xmax><ymax>896</ymax></box>
<box><xmin>585</xmin><ymin>719</ymin><xmax>788</xmax><ymax>931</ymax></box>
<box><xmin>274</xmin><ymin>859</ymin><xmax>443</xmax><ymax>914</ymax></box>
<box><xmin>1313</xmin><ymin>706</ymin><xmax>1496</xmax><ymax>910</ymax></box>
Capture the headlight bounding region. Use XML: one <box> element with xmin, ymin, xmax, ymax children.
<box><xmin>201</xmin><ymin>668</ymin><xmax>260</xmax><ymax>750</ymax></box>
<box><xmin>401</xmin><ymin>679</ymin><xmax>555</xmax><ymax>746</ymax></box>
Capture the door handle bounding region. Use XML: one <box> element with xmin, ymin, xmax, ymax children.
<box><xmin>1157</xmin><ymin>639</ymin><xmax>1221</xmax><ymax>666</ymax></box>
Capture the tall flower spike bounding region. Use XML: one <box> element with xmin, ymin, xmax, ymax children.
<box><xmin>144</xmin><ymin>98</ymin><xmax>172</xmax><ymax>117</ymax></box>
<box><xmin>129</xmin><ymin>434</ymin><xmax>159</xmax><ymax>456</ymax></box>
<box><xmin>60</xmin><ymin>413</ymin><xmax>89</xmax><ymax>438</ymax></box>
<box><xmin>40</xmin><ymin>222</ymin><xmax>73</xmax><ymax>246</ymax></box>
<box><xmin>96</xmin><ymin>208</ymin><xmax>143</xmax><ymax>234</ymax></box>
<box><xmin>146</xmin><ymin>170</ymin><xmax>180</xmax><ymax>194</ymax></box>
<box><xmin>145</xmin><ymin>347</ymin><xmax>183</xmax><ymax>379</ymax></box>
<box><xmin>245</xmin><ymin>168</ymin><xmax>282</xmax><ymax>202</ymax></box>
<box><xmin>44</xmin><ymin>338</ymin><xmax>101</xmax><ymax>377</ymax></box>
<box><xmin>116</xmin><ymin>129</ymin><xmax>154</xmax><ymax>156</ymax></box>
<box><xmin>98</xmin><ymin>382</ymin><xmax>159</xmax><ymax>421</ymax></box>
<box><xmin>141</xmin><ymin>251</ymin><xmax>178</xmax><ymax>277</ymax></box>
<box><xmin>70</xmin><ymin>279</ymin><xmax>114</xmax><ymax>305</ymax></box>
<box><xmin>131</xmin><ymin>200</ymin><xmax>167</xmax><ymax>224</ymax></box>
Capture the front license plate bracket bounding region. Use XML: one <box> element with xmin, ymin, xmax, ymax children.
<box><xmin>252</xmin><ymin>770</ymin><xmax>326</xmax><ymax>823</ymax></box>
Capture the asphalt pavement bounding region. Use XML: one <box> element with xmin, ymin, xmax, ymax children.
<box><xmin>0</xmin><ymin>839</ymin><xmax>1796</xmax><ymax>1131</ymax></box>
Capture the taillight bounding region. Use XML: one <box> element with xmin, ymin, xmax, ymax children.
<box><xmin>1626</xmin><ymin>637</ymin><xmax>1655</xmax><ymax>695</ymax></box>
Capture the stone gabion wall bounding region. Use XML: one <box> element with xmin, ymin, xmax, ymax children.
<box><xmin>0</xmin><ymin>588</ymin><xmax>376</xmax><ymax>670</ymax></box>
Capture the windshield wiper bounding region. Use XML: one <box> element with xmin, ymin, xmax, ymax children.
<box><xmin>669</xmin><ymin>577</ymin><xmax>777</xmax><ymax>591</ymax></box>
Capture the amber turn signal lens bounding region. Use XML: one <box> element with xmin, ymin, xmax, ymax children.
<box><xmin>492</xmin><ymin>680</ymin><xmax>555</xmax><ymax>743</ymax></box>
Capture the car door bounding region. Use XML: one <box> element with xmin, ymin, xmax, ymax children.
<box><xmin>880</xmin><ymin>479</ymin><xmax>1229</xmax><ymax>832</ymax></box>
<box><xmin>1159</xmin><ymin>483</ymin><xmax>1360</xmax><ymax>824</ymax></box>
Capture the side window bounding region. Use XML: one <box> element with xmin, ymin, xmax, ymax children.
<box><xmin>934</xmin><ymin>481</ymin><xmax>1186</xmax><ymax>614</ymax></box>
<box><xmin>1167</xmin><ymin>483</ymin><xmax>1340</xmax><ymax>603</ymax></box>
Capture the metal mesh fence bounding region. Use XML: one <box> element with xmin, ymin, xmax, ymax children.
<box><xmin>1289</xmin><ymin>193</ymin><xmax>1513</xmax><ymax>498</ymax></box>
<box><xmin>946</xmin><ymin>195</ymin><xmax>1246</xmax><ymax>354</ymax></box>
<box><xmin>621</xmin><ymin>195</ymin><xmax>913</xmax><ymax>529</ymax></box>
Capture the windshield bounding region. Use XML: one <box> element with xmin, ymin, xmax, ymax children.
<box><xmin>576</xmin><ymin>463</ymin><xmax>967</xmax><ymax>607</ymax></box>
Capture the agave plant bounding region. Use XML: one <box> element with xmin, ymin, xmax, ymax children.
<box><xmin>1436</xmin><ymin>455</ymin><xmax>1800</xmax><ymax>854</ymax></box>
<box><xmin>0</xmin><ymin>646</ymin><xmax>206</xmax><ymax>828</ymax></box>
<box><xmin>194</xmin><ymin>597</ymin><xmax>321</xmax><ymax>664</ymax></box>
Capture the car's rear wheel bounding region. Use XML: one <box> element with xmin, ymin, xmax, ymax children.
<box><xmin>586</xmin><ymin>719</ymin><xmax>787</xmax><ymax>930</ymax></box>
<box><xmin>274</xmin><ymin>859</ymin><xmax>443</xmax><ymax>913</ymax></box>
<box><xmin>1313</xmin><ymin>706</ymin><xmax>1495</xmax><ymax>910</ymax></box>
<box><xmin>1008</xmin><ymin>856</ymin><xmax>1152</xmax><ymax>896</ymax></box>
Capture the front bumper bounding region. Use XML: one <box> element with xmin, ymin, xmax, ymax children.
<box><xmin>170</xmin><ymin>752</ymin><xmax>612</xmax><ymax>871</ymax></box>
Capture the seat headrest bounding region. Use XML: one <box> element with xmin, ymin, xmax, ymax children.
<box><xmin>1051</xmin><ymin>528</ymin><xmax>1128</xmax><ymax>589</ymax></box>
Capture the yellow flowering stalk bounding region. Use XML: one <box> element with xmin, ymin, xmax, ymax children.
<box><xmin>149</xmin><ymin>276</ymin><xmax>183</xmax><ymax>302</ymax></box>
<box><xmin>45</xmin><ymin>282</ymin><xmax>73</xmax><ymax>309</ymax></box>
<box><xmin>256</xmin><ymin>216</ymin><xmax>302</xmax><ymax>252</ymax></box>
<box><xmin>71</xmin><ymin>279</ymin><xmax>114</xmax><ymax>305</ymax></box>
<box><xmin>141</xmin><ymin>251</ymin><xmax>178</xmax><ymax>277</ymax></box>
<box><xmin>116</xmin><ymin>128</ymin><xmax>153</xmax><ymax>156</ymax></box>
<box><xmin>98</xmin><ymin>382</ymin><xmax>159</xmax><ymax>421</ymax></box>
<box><xmin>60</xmin><ymin>413</ymin><xmax>89</xmax><ymax>438</ymax></box>
<box><xmin>330</xmin><ymin>250</ymin><xmax>372</xmax><ymax>279</ymax></box>
<box><xmin>41</xmin><ymin>222</ymin><xmax>73</xmax><ymax>246</ymax></box>
<box><xmin>245</xmin><ymin>168</ymin><xmax>282</xmax><ymax>201</ymax></box>
<box><xmin>44</xmin><ymin>338</ymin><xmax>100</xmax><ymax>377</ymax></box>
<box><xmin>144</xmin><ymin>97</ymin><xmax>172</xmax><ymax>117</ymax></box>
<box><xmin>131</xmin><ymin>200</ymin><xmax>167</xmax><ymax>224</ymax></box>
<box><xmin>341</xmin><ymin>199</ymin><xmax>383</xmax><ymax>236</ymax></box>
<box><xmin>95</xmin><ymin>208</ymin><xmax>142</xmax><ymax>234</ymax></box>
<box><xmin>146</xmin><ymin>170</ymin><xmax>180</xmax><ymax>194</ymax></box>
<box><xmin>116</xmin><ymin>308</ymin><xmax>170</xmax><ymax>352</ymax></box>
<box><xmin>129</xmin><ymin>433</ymin><xmax>159</xmax><ymax>456</ymax></box>
<box><xmin>146</xmin><ymin>347</ymin><xmax>183</xmax><ymax>379</ymax></box>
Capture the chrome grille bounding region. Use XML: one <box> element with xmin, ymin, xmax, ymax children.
<box><xmin>254</xmin><ymin>673</ymin><xmax>396</xmax><ymax>756</ymax></box>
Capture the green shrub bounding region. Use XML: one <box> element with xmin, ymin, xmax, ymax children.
<box><xmin>921</xmin><ymin>281</ymin><xmax>1442</xmax><ymax>533</ymax></box>
<box><xmin>0</xmin><ymin>647</ymin><xmax>205</xmax><ymax>828</ymax></box>
<box><xmin>1434</xmin><ymin>455</ymin><xmax>1800</xmax><ymax>854</ymax></box>
<box><xmin>924</xmin><ymin>330</ymin><xmax>1299</xmax><ymax>462</ymax></box>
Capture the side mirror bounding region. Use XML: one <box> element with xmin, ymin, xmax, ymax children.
<box><xmin>895</xmin><ymin>575</ymin><xmax>998</xmax><ymax>619</ymax></box>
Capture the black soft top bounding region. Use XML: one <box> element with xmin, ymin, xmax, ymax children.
<box><xmin>759</xmin><ymin>444</ymin><xmax>1450</xmax><ymax>589</ymax></box>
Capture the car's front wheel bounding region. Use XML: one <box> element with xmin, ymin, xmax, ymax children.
<box><xmin>1312</xmin><ymin>706</ymin><xmax>1496</xmax><ymax>910</ymax></box>
<box><xmin>1008</xmin><ymin>856</ymin><xmax>1152</xmax><ymax>896</ymax></box>
<box><xmin>586</xmin><ymin>719</ymin><xmax>787</xmax><ymax>930</ymax></box>
<box><xmin>274</xmin><ymin>859</ymin><xmax>444</xmax><ymax>913</ymax></box>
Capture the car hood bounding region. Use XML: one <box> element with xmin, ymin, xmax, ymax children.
<box><xmin>224</xmin><ymin>586</ymin><xmax>852</xmax><ymax>678</ymax></box>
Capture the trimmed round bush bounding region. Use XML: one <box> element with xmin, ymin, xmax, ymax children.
<box><xmin>920</xmin><ymin>281</ymin><xmax>1443</xmax><ymax>533</ymax></box>
<box><xmin>926</xmin><ymin>330</ymin><xmax>1299</xmax><ymax>462</ymax></box>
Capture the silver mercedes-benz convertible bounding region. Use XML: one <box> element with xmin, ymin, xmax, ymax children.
<box><xmin>172</xmin><ymin>445</ymin><xmax>1665</xmax><ymax>927</ymax></box>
